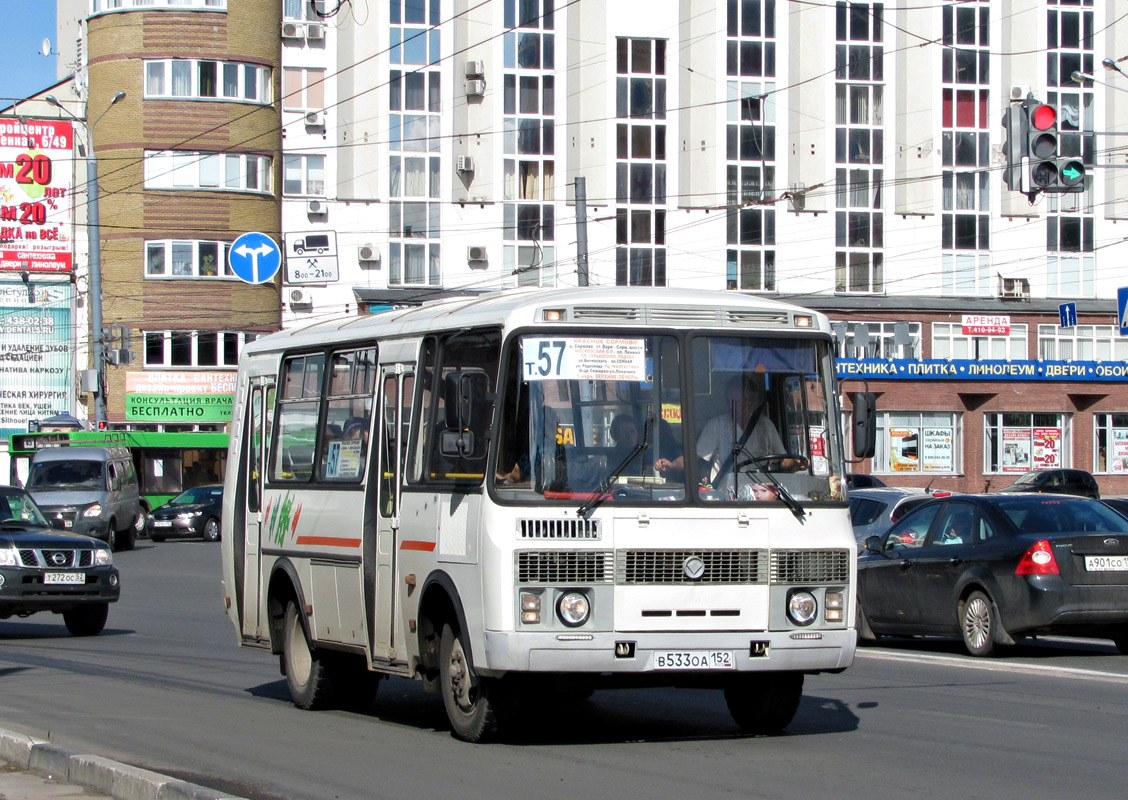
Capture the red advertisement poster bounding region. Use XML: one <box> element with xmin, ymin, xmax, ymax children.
<box><xmin>0</xmin><ymin>118</ymin><xmax>74</xmax><ymax>273</ymax></box>
<box><xmin>1033</xmin><ymin>427</ymin><xmax>1061</xmax><ymax>469</ymax></box>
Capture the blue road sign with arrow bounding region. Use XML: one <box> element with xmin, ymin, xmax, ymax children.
<box><xmin>229</xmin><ymin>232</ymin><xmax>282</xmax><ymax>285</ymax></box>
<box><xmin>1059</xmin><ymin>302</ymin><xmax>1077</xmax><ymax>329</ymax></box>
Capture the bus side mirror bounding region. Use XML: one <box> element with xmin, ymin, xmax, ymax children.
<box><xmin>852</xmin><ymin>391</ymin><xmax>877</xmax><ymax>459</ymax></box>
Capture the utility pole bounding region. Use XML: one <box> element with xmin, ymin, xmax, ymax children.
<box><xmin>575</xmin><ymin>177</ymin><xmax>589</xmax><ymax>287</ymax></box>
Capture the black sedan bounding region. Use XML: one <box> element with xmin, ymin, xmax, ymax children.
<box><xmin>995</xmin><ymin>468</ymin><xmax>1100</xmax><ymax>498</ymax></box>
<box><xmin>148</xmin><ymin>484</ymin><xmax>223</xmax><ymax>542</ymax></box>
<box><xmin>857</xmin><ymin>493</ymin><xmax>1128</xmax><ymax>656</ymax></box>
<box><xmin>0</xmin><ymin>485</ymin><xmax>119</xmax><ymax>636</ymax></box>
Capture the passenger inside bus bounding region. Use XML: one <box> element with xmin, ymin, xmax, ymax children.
<box><xmin>607</xmin><ymin>413</ymin><xmax>645</xmax><ymax>474</ymax></box>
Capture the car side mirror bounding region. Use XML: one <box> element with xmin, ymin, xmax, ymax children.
<box><xmin>863</xmin><ymin>535</ymin><xmax>883</xmax><ymax>552</ymax></box>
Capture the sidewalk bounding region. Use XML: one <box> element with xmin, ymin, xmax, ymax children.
<box><xmin>0</xmin><ymin>726</ymin><xmax>247</xmax><ymax>800</ymax></box>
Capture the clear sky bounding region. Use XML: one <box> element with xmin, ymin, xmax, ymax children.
<box><xmin>0</xmin><ymin>1</ymin><xmax>60</xmax><ymax>108</ymax></box>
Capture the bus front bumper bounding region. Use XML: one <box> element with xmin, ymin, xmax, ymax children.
<box><xmin>479</xmin><ymin>628</ymin><xmax>855</xmax><ymax>676</ymax></box>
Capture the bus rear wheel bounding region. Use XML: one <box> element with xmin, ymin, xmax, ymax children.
<box><xmin>283</xmin><ymin>601</ymin><xmax>335</xmax><ymax>710</ymax></box>
<box><xmin>439</xmin><ymin>623</ymin><xmax>507</xmax><ymax>742</ymax></box>
<box><xmin>724</xmin><ymin>672</ymin><xmax>804</xmax><ymax>734</ymax></box>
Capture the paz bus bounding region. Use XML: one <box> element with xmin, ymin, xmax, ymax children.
<box><xmin>9</xmin><ymin>430</ymin><xmax>228</xmax><ymax>513</ymax></box>
<box><xmin>220</xmin><ymin>287</ymin><xmax>875</xmax><ymax>741</ymax></box>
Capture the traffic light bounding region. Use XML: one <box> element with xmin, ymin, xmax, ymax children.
<box><xmin>1024</xmin><ymin>99</ymin><xmax>1086</xmax><ymax>197</ymax></box>
<box><xmin>1001</xmin><ymin>103</ymin><xmax>1028</xmax><ymax>193</ymax></box>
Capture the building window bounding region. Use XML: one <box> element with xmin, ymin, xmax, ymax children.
<box><xmin>143</xmin><ymin>330</ymin><xmax>258</xmax><ymax>368</ymax></box>
<box><xmin>984</xmin><ymin>412</ymin><xmax>1068</xmax><ymax>474</ymax></box>
<box><xmin>283</xmin><ymin>155</ymin><xmax>326</xmax><ymax>196</ymax></box>
<box><xmin>144</xmin><ymin>151</ymin><xmax>272</xmax><ymax>194</ymax></box>
<box><xmin>1094</xmin><ymin>413</ymin><xmax>1128</xmax><ymax>475</ymax></box>
<box><xmin>1038</xmin><ymin>324</ymin><xmax>1128</xmax><ymax>361</ymax></box>
<box><xmin>835</xmin><ymin>321</ymin><xmax>921</xmax><ymax>359</ymax></box>
<box><xmin>875</xmin><ymin>412</ymin><xmax>960</xmax><ymax>474</ymax></box>
<box><xmin>932</xmin><ymin>322</ymin><xmax>1027</xmax><ymax>360</ymax></box>
<box><xmin>145</xmin><ymin>241</ymin><xmax>233</xmax><ymax>279</ymax></box>
<box><xmin>282</xmin><ymin>67</ymin><xmax>326</xmax><ymax>111</ymax></box>
<box><xmin>144</xmin><ymin>60</ymin><xmax>271</xmax><ymax>104</ymax></box>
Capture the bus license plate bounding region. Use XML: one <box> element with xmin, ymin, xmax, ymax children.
<box><xmin>44</xmin><ymin>573</ymin><xmax>85</xmax><ymax>585</ymax></box>
<box><xmin>653</xmin><ymin>650</ymin><xmax>735</xmax><ymax>670</ymax></box>
<box><xmin>1085</xmin><ymin>555</ymin><xmax>1128</xmax><ymax>571</ymax></box>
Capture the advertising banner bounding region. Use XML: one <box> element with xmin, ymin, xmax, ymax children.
<box><xmin>889</xmin><ymin>428</ymin><xmax>919</xmax><ymax>471</ymax></box>
<box><xmin>0</xmin><ymin>119</ymin><xmax>75</xmax><ymax>273</ymax></box>
<box><xmin>1110</xmin><ymin>429</ymin><xmax>1128</xmax><ymax>474</ymax></box>
<box><xmin>0</xmin><ymin>282</ymin><xmax>74</xmax><ymax>436</ymax></box>
<box><xmin>1033</xmin><ymin>427</ymin><xmax>1062</xmax><ymax>470</ymax></box>
<box><xmin>838</xmin><ymin>358</ymin><xmax>1128</xmax><ymax>382</ymax></box>
<box><xmin>921</xmin><ymin>428</ymin><xmax>953</xmax><ymax>472</ymax></box>
<box><xmin>125</xmin><ymin>371</ymin><xmax>236</xmax><ymax>422</ymax></box>
<box><xmin>1002</xmin><ymin>428</ymin><xmax>1031</xmax><ymax>472</ymax></box>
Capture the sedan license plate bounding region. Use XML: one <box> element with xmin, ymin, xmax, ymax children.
<box><xmin>653</xmin><ymin>650</ymin><xmax>734</xmax><ymax>670</ymax></box>
<box><xmin>1085</xmin><ymin>555</ymin><xmax>1128</xmax><ymax>572</ymax></box>
<box><xmin>44</xmin><ymin>572</ymin><xmax>85</xmax><ymax>585</ymax></box>
<box><xmin>152</xmin><ymin>520</ymin><xmax>173</xmax><ymax>528</ymax></box>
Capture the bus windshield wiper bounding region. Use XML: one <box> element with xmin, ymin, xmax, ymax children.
<box><xmin>578</xmin><ymin>413</ymin><xmax>652</xmax><ymax>519</ymax></box>
<box><xmin>735</xmin><ymin>455</ymin><xmax>808</xmax><ymax>523</ymax></box>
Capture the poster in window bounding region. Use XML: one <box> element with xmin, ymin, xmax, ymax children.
<box><xmin>1032</xmin><ymin>427</ymin><xmax>1061</xmax><ymax>470</ymax></box>
<box><xmin>889</xmin><ymin>428</ymin><xmax>919</xmax><ymax>471</ymax></box>
<box><xmin>1110</xmin><ymin>429</ymin><xmax>1128</xmax><ymax>474</ymax></box>
<box><xmin>1001</xmin><ymin>428</ymin><xmax>1031</xmax><ymax>472</ymax></box>
<box><xmin>808</xmin><ymin>425</ymin><xmax>828</xmax><ymax>475</ymax></box>
<box><xmin>921</xmin><ymin>428</ymin><xmax>952</xmax><ymax>472</ymax></box>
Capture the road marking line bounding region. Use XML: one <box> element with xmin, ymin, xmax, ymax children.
<box><xmin>856</xmin><ymin>648</ymin><xmax>1128</xmax><ymax>683</ymax></box>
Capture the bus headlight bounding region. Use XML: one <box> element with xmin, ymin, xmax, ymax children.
<box><xmin>787</xmin><ymin>590</ymin><xmax>818</xmax><ymax>626</ymax></box>
<box><xmin>824</xmin><ymin>590</ymin><xmax>844</xmax><ymax>622</ymax></box>
<box><xmin>556</xmin><ymin>591</ymin><xmax>590</xmax><ymax>627</ymax></box>
<box><xmin>520</xmin><ymin>591</ymin><xmax>541</xmax><ymax>624</ymax></box>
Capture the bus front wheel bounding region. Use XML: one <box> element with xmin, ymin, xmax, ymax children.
<box><xmin>283</xmin><ymin>601</ymin><xmax>334</xmax><ymax>710</ymax></box>
<box><xmin>724</xmin><ymin>672</ymin><xmax>804</xmax><ymax>734</ymax></box>
<box><xmin>439</xmin><ymin>623</ymin><xmax>506</xmax><ymax>742</ymax></box>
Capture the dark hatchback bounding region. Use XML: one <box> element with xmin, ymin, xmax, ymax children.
<box><xmin>995</xmin><ymin>468</ymin><xmax>1100</xmax><ymax>499</ymax></box>
<box><xmin>148</xmin><ymin>484</ymin><xmax>223</xmax><ymax>542</ymax></box>
<box><xmin>857</xmin><ymin>494</ymin><xmax>1128</xmax><ymax>656</ymax></box>
<box><xmin>0</xmin><ymin>486</ymin><xmax>119</xmax><ymax>636</ymax></box>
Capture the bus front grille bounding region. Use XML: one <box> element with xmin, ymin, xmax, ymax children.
<box><xmin>517</xmin><ymin>518</ymin><xmax>602</xmax><ymax>540</ymax></box>
<box><xmin>616</xmin><ymin>550</ymin><xmax>766</xmax><ymax>584</ymax></box>
<box><xmin>770</xmin><ymin>550</ymin><xmax>850</xmax><ymax>584</ymax></box>
<box><xmin>515</xmin><ymin>551</ymin><xmax>614</xmax><ymax>584</ymax></box>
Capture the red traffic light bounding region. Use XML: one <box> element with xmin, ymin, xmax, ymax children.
<box><xmin>1031</xmin><ymin>104</ymin><xmax>1057</xmax><ymax>131</ymax></box>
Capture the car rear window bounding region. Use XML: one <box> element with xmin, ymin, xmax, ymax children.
<box><xmin>851</xmin><ymin>498</ymin><xmax>885</xmax><ymax>526</ymax></box>
<box><xmin>998</xmin><ymin>497</ymin><xmax>1128</xmax><ymax>534</ymax></box>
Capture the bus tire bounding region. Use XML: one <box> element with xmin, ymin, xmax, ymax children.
<box><xmin>724</xmin><ymin>672</ymin><xmax>804</xmax><ymax>735</ymax></box>
<box><xmin>439</xmin><ymin>623</ymin><xmax>504</xmax><ymax>742</ymax></box>
<box><xmin>283</xmin><ymin>601</ymin><xmax>335</xmax><ymax>710</ymax></box>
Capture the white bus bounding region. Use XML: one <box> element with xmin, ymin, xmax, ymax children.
<box><xmin>220</xmin><ymin>287</ymin><xmax>875</xmax><ymax>741</ymax></box>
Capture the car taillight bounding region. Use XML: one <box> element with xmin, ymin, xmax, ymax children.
<box><xmin>1016</xmin><ymin>539</ymin><xmax>1060</xmax><ymax>575</ymax></box>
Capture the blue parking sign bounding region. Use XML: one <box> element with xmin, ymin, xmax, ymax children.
<box><xmin>229</xmin><ymin>232</ymin><xmax>281</xmax><ymax>285</ymax></box>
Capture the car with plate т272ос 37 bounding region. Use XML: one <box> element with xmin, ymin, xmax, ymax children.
<box><xmin>0</xmin><ymin>485</ymin><xmax>119</xmax><ymax>636</ymax></box>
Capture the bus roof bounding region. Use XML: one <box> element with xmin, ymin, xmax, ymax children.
<box><xmin>247</xmin><ymin>286</ymin><xmax>830</xmax><ymax>356</ymax></box>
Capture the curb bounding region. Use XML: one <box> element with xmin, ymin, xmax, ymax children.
<box><xmin>0</xmin><ymin>726</ymin><xmax>248</xmax><ymax>800</ymax></box>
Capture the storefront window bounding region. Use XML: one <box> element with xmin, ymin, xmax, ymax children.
<box><xmin>984</xmin><ymin>412</ymin><xmax>1068</xmax><ymax>474</ymax></box>
<box><xmin>1094</xmin><ymin>413</ymin><xmax>1128</xmax><ymax>475</ymax></box>
<box><xmin>875</xmin><ymin>412</ymin><xmax>959</xmax><ymax>474</ymax></box>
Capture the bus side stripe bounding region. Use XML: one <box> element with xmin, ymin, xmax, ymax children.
<box><xmin>400</xmin><ymin>540</ymin><xmax>437</xmax><ymax>552</ymax></box>
<box><xmin>294</xmin><ymin>536</ymin><xmax>361</xmax><ymax>548</ymax></box>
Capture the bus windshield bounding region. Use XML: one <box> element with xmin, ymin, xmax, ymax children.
<box><xmin>494</xmin><ymin>332</ymin><xmax>844</xmax><ymax>505</ymax></box>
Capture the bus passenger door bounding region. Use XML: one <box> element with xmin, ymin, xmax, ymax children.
<box><xmin>241</xmin><ymin>380</ymin><xmax>273</xmax><ymax>642</ymax></box>
<box><xmin>373</xmin><ymin>368</ymin><xmax>413</xmax><ymax>661</ymax></box>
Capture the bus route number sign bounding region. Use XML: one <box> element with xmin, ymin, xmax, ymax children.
<box><xmin>521</xmin><ymin>337</ymin><xmax>647</xmax><ymax>382</ymax></box>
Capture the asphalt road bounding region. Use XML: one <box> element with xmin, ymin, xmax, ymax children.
<box><xmin>1</xmin><ymin>542</ymin><xmax>1126</xmax><ymax>800</ymax></box>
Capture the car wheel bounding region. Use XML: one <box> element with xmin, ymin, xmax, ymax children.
<box><xmin>63</xmin><ymin>603</ymin><xmax>109</xmax><ymax>636</ymax></box>
<box><xmin>282</xmin><ymin>601</ymin><xmax>335</xmax><ymax>710</ymax></box>
<box><xmin>132</xmin><ymin>509</ymin><xmax>147</xmax><ymax>540</ymax></box>
<box><xmin>202</xmin><ymin>517</ymin><xmax>221</xmax><ymax>542</ymax></box>
<box><xmin>960</xmin><ymin>590</ymin><xmax>998</xmax><ymax>657</ymax></box>
<box><xmin>105</xmin><ymin>527</ymin><xmax>117</xmax><ymax>552</ymax></box>
<box><xmin>439</xmin><ymin>622</ymin><xmax>508</xmax><ymax>742</ymax></box>
<box><xmin>724</xmin><ymin>672</ymin><xmax>804</xmax><ymax>734</ymax></box>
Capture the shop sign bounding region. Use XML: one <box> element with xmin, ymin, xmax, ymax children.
<box><xmin>837</xmin><ymin>358</ymin><xmax>1128</xmax><ymax>382</ymax></box>
<box><xmin>0</xmin><ymin>119</ymin><xmax>74</xmax><ymax>274</ymax></box>
<box><xmin>124</xmin><ymin>371</ymin><xmax>235</xmax><ymax>422</ymax></box>
<box><xmin>962</xmin><ymin>314</ymin><xmax>1010</xmax><ymax>335</ymax></box>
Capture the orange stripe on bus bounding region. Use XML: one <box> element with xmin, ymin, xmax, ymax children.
<box><xmin>294</xmin><ymin>536</ymin><xmax>361</xmax><ymax>548</ymax></box>
<box><xmin>400</xmin><ymin>540</ymin><xmax>437</xmax><ymax>551</ymax></box>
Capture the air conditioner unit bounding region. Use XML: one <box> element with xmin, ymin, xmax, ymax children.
<box><xmin>304</xmin><ymin>110</ymin><xmax>324</xmax><ymax>128</ymax></box>
<box><xmin>467</xmin><ymin>245</ymin><xmax>487</xmax><ymax>262</ymax></box>
<box><xmin>281</xmin><ymin>21</ymin><xmax>304</xmax><ymax>39</ymax></box>
<box><xmin>465</xmin><ymin>79</ymin><xmax>486</xmax><ymax>97</ymax></box>
<box><xmin>306</xmin><ymin>23</ymin><xmax>325</xmax><ymax>41</ymax></box>
<box><xmin>998</xmin><ymin>276</ymin><xmax>1031</xmax><ymax>300</ymax></box>
<box><xmin>307</xmin><ymin>198</ymin><xmax>327</xmax><ymax>215</ymax></box>
<box><xmin>358</xmin><ymin>244</ymin><xmax>378</xmax><ymax>262</ymax></box>
<box><xmin>456</xmin><ymin>155</ymin><xmax>475</xmax><ymax>173</ymax></box>
<box><xmin>465</xmin><ymin>60</ymin><xmax>485</xmax><ymax>78</ymax></box>
<box><xmin>1010</xmin><ymin>84</ymin><xmax>1031</xmax><ymax>102</ymax></box>
<box><xmin>289</xmin><ymin>288</ymin><xmax>312</xmax><ymax>307</ymax></box>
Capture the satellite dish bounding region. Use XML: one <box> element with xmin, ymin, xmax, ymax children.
<box><xmin>40</xmin><ymin>38</ymin><xmax>52</xmax><ymax>57</ymax></box>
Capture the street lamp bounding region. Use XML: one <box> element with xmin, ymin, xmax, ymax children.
<box><xmin>46</xmin><ymin>91</ymin><xmax>125</xmax><ymax>426</ymax></box>
<box><xmin>1071</xmin><ymin>70</ymin><xmax>1128</xmax><ymax>94</ymax></box>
